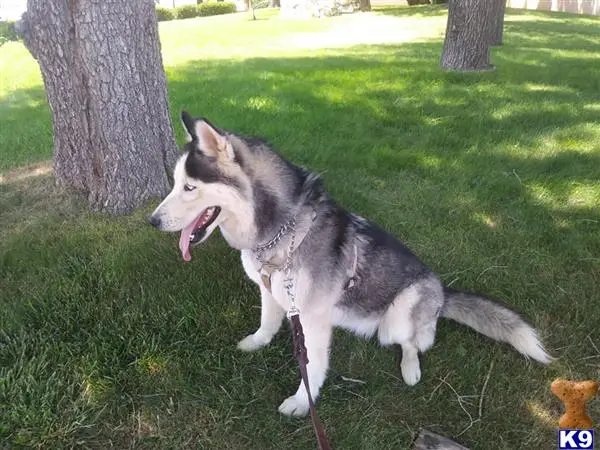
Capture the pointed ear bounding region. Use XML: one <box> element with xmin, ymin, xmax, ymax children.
<box><xmin>194</xmin><ymin>119</ymin><xmax>234</xmax><ymax>161</ymax></box>
<box><xmin>181</xmin><ymin>111</ymin><xmax>196</xmax><ymax>142</ymax></box>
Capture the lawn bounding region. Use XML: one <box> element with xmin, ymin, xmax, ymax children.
<box><xmin>1</xmin><ymin>5</ymin><xmax>600</xmax><ymax>449</ymax></box>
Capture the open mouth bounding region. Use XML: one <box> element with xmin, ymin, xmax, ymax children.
<box><xmin>189</xmin><ymin>206</ymin><xmax>221</xmax><ymax>244</ymax></box>
<box><xmin>179</xmin><ymin>206</ymin><xmax>221</xmax><ymax>261</ymax></box>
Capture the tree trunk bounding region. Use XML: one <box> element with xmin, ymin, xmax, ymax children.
<box><xmin>18</xmin><ymin>0</ymin><xmax>178</xmax><ymax>215</ymax></box>
<box><xmin>440</xmin><ymin>0</ymin><xmax>495</xmax><ymax>71</ymax></box>
<box><xmin>358</xmin><ymin>0</ymin><xmax>371</xmax><ymax>11</ymax></box>
<box><xmin>489</xmin><ymin>0</ymin><xmax>506</xmax><ymax>46</ymax></box>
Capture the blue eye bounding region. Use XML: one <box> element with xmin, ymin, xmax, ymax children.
<box><xmin>184</xmin><ymin>184</ymin><xmax>196</xmax><ymax>192</ymax></box>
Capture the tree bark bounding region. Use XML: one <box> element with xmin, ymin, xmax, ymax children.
<box><xmin>440</xmin><ymin>0</ymin><xmax>495</xmax><ymax>71</ymax></box>
<box><xmin>489</xmin><ymin>0</ymin><xmax>506</xmax><ymax>46</ymax></box>
<box><xmin>358</xmin><ymin>0</ymin><xmax>371</xmax><ymax>11</ymax></box>
<box><xmin>18</xmin><ymin>0</ymin><xmax>178</xmax><ymax>215</ymax></box>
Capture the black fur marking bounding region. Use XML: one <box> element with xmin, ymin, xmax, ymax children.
<box><xmin>184</xmin><ymin>149</ymin><xmax>220</xmax><ymax>184</ymax></box>
<box><xmin>231</xmin><ymin>139</ymin><xmax>245</xmax><ymax>169</ymax></box>
<box><xmin>330</xmin><ymin>206</ymin><xmax>350</xmax><ymax>256</ymax></box>
<box><xmin>337</xmin><ymin>217</ymin><xmax>431</xmax><ymax>315</ymax></box>
<box><xmin>253</xmin><ymin>180</ymin><xmax>280</xmax><ymax>234</ymax></box>
<box><xmin>239</xmin><ymin>134</ymin><xmax>274</xmax><ymax>152</ymax></box>
<box><xmin>184</xmin><ymin>149</ymin><xmax>242</xmax><ymax>189</ymax></box>
<box><xmin>301</xmin><ymin>171</ymin><xmax>326</xmax><ymax>205</ymax></box>
<box><xmin>283</xmin><ymin>163</ymin><xmax>326</xmax><ymax>206</ymax></box>
<box><xmin>183</xmin><ymin>142</ymin><xmax>197</xmax><ymax>153</ymax></box>
<box><xmin>180</xmin><ymin>112</ymin><xmax>228</xmax><ymax>148</ymax></box>
<box><xmin>181</xmin><ymin>111</ymin><xmax>196</xmax><ymax>139</ymax></box>
<box><xmin>288</xmin><ymin>166</ymin><xmax>309</xmax><ymax>200</ymax></box>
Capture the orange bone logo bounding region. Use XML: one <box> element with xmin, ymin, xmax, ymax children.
<box><xmin>551</xmin><ymin>379</ymin><xmax>598</xmax><ymax>429</ymax></box>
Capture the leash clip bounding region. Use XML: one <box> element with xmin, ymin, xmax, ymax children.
<box><xmin>287</xmin><ymin>305</ymin><xmax>300</xmax><ymax>319</ymax></box>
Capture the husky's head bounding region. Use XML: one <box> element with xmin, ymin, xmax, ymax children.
<box><xmin>150</xmin><ymin>111</ymin><xmax>326</xmax><ymax>262</ymax></box>
<box><xmin>149</xmin><ymin>111</ymin><xmax>256</xmax><ymax>261</ymax></box>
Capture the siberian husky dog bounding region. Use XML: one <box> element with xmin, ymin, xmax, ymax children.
<box><xmin>149</xmin><ymin>112</ymin><xmax>553</xmax><ymax>417</ymax></box>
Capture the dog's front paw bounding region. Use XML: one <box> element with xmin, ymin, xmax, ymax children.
<box><xmin>237</xmin><ymin>333</ymin><xmax>269</xmax><ymax>352</ymax></box>
<box><xmin>278</xmin><ymin>395</ymin><xmax>310</xmax><ymax>417</ymax></box>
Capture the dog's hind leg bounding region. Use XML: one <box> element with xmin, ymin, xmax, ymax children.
<box><xmin>237</xmin><ymin>285</ymin><xmax>285</xmax><ymax>352</ymax></box>
<box><xmin>399</xmin><ymin>342</ymin><xmax>421</xmax><ymax>386</ymax></box>
<box><xmin>378</xmin><ymin>277</ymin><xmax>444</xmax><ymax>386</ymax></box>
<box><xmin>278</xmin><ymin>307</ymin><xmax>333</xmax><ymax>417</ymax></box>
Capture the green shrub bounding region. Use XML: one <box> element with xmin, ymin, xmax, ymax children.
<box><xmin>0</xmin><ymin>21</ymin><xmax>19</xmax><ymax>45</ymax></box>
<box><xmin>197</xmin><ymin>2</ymin><xmax>237</xmax><ymax>16</ymax></box>
<box><xmin>174</xmin><ymin>4</ymin><xmax>200</xmax><ymax>19</ymax></box>
<box><xmin>155</xmin><ymin>7</ymin><xmax>175</xmax><ymax>21</ymax></box>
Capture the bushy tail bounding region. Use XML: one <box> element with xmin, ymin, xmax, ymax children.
<box><xmin>441</xmin><ymin>288</ymin><xmax>553</xmax><ymax>364</ymax></box>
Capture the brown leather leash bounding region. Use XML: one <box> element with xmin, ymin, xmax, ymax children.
<box><xmin>253</xmin><ymin>209</ymin><xmax>332</xmax><ymax>449</ymax></box>
<box><xmin>290</xmin><ymin>313</ymin><xmax>332</xmax><ymax>450</ymax></box>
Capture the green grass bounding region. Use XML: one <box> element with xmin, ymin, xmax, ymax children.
<box><xmin>2</xmin><ymin>6</ymin><xmax>600</xmax><ymax>449</ymax></box>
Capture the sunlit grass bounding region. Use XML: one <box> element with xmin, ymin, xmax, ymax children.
<box><xmin>1</xmin><ymin>5</ymin><xmax>600</xmax><ymax>449</ymax></box>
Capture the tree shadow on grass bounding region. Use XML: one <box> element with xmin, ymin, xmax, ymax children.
<box><xmin>163</xmin><ymin>40</ymin><xmax>600</xmax><ymax>232</ymax></box>
<box><xmin>373</xmin><ymin>4</ymin><xmax>449</xmax><ymax>18</ymax></box>
<box><xmin>2</xmin><ymin>13</ymin><xmax>600</xmax><ymax>450</ymax></box>
<box><xmin>503</xmin><ymin>13</ymin><xmax>600</xmax><ymax>51</ymax></box>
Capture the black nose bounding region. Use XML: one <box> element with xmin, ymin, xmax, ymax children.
<box><xmin>148</xmin><ymin>215</ymin><xmax>161</xmax><ymax>228</ymax></box>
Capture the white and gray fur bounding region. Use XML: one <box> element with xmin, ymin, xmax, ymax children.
<box><xmin>149</xmin><ymin>112</ymin><xmax>553</xmax><ymax>417</ymax></box>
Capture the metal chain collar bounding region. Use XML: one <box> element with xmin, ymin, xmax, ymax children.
<box><xmin>253</xmin><ymin>217</ymin><xmax>296</xmax><ymax>265</ymax></box>
<box><xmin>253</xmin><ymin>217</ymin><xmax>299</xmax><ymax>318</ymax></box>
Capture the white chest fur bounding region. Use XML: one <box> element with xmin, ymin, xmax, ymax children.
<box><xmin>240</xmin><ymin>249</ymin><xmax>291</xmax><ymax>311</ymax></box>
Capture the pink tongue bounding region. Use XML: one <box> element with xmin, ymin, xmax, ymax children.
<box><xmin>179</xmin><ymin>212</ymin><xmax>208</xmax><ymax>262</ymax></box>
